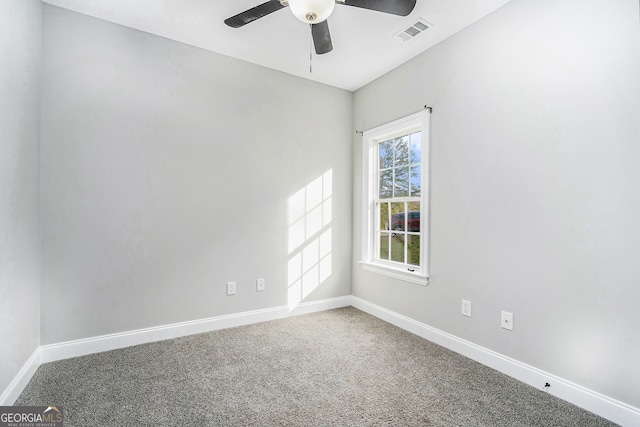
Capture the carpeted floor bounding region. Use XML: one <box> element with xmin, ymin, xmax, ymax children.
<box><xmin>17</xmin><ymin>307</ymin><xmax>617</xmax><ymax>426</ymax></box>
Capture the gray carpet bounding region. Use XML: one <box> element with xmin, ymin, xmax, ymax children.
<box><xmin>17</xmin><ymin>307</ymin><xmax>616</xmax><ymax>426</ymax></box>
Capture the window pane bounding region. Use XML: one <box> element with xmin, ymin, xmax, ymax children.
<box><xmin>410</xmin><ymin>165</ymin><xmax>421</xmax><ymax>197</ymax></box>
<box><xmin>394</xmin><ymin>136</ymin><xmax>410</xmax><ymax>166</ymax></box>
<box><xmin>379</xmin><ymin>170</ymin><xmax>392</xmax><ymax>198</ymax></box>
<box><xmin>379</xmin><ymin>141</ymin><xmax>394</xmax><ymax>169</ymax></box>
<box><xmin>391</xmin><ymin>234</ymin><xmax>405</xmax><ymax>263</ymax></box>
<box><xmin>407</xmin><ymin>202</ymin><xmax>420</xmax><ymax>232</ymax></box>
<box><xmin>378</xmin><ymin>203</ymin><xmax>389</xmax><ymax>231</ymax></box>
<box><xmin>394</xmin><ymin>167</ymin><xmax>409</xmax><ymax>197</ymax></box>
<box><xmin>365</xmin><ymin>112</ymin><xmax>428</xmax><ymax>275</ymax></box>
<box><xmin>379</xmin><ymin>233</ymin><xmax>390</xmax><ymax>260</ymax></box>
<box><xmin>410</xmin><ymin>132</ymin><xmax>421</xmax><ymax>164</ymax></box>
<box><xmin>390</xmin><ymin>202</ymin><xmax>405</xmax><ymax>231</ymax></box>
<box><xmin>407</xmin><ymin>234</ymin><xmax>420</xmax><ymax>266</ymax></box>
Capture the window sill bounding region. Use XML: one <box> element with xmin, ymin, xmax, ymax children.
<box><xmin>359</xmin><ymin>261</ymin><xmax>429</xmax><ymax>286</ymax></box>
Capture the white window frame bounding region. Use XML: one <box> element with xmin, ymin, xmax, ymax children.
<box><xmin>360</xmin><ymin>110</ymin><xmax>430</xmax><ymax>285</ymax></box>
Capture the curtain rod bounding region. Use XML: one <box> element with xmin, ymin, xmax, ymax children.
<box><xmin>355</xmin><ymin>105</ymin><xmax>432</xmax><ymax>135</ymax></box>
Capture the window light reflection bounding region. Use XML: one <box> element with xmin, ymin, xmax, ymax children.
<box><xmin>287</xmin><ymin>170</ymin><xmax>333</xmax><ymax>310</ymax></box>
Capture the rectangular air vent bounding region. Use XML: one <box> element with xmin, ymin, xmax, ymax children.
<box><xmin>395</xmin><ymin>18</ymin><xmax>433</xmax><ymax>42</ymax></box>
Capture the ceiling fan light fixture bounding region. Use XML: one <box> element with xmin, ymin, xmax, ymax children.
<box><xmin>289</xmin><ymin>0</ymin><xmax>335</xmax><ymax>24</ymax></box>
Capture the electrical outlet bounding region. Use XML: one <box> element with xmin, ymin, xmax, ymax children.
<box><xmin>461</xmin><ymin>300</ymin><xmax>472</xmax><ymax>317</ymax></box>
<box><xmin>256</xmin><ymin>278</ymin><xmax>265</xmax><ymax>292</ymax></box>
<box><xmin>227</xmin><ymin>281</ymin><xmax>236</xmax><ymax>296</ymax></box>
<box><xmin>501</xmin><ymin>310</ymin><xmax>513</xmax><ymax>330</ymax></box>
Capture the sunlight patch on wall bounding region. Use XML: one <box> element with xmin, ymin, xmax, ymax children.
<box><xmin>287</xmin><ymin>170</ymin><xmax>332</xmax><ymax>310</ymax></box>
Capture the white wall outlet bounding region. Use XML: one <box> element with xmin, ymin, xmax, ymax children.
<box><xmin>227</xmin><ymin>281</ymin><xmax>236</xmax><ymax>296</ymax></box>
<box><xmin>501</xmin><ymin>310</ymin><xmax>513</xmax><ymax>330</ymax></box>
<box><xmin>256</xmin><ymin>278</ymin><xmax>265</xmax><ymax>292</ymax></box>
<box><xmin>462</xmin><ymin>300</ymin><xmax>472</xmax><ymax>317</ymax></box>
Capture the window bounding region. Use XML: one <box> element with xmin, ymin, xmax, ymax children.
<box><xmin>361</xmin><ymin>111</ymin><xmax>430</xmax><ymax>285</ymax></box>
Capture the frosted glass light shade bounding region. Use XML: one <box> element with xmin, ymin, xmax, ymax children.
<box><xmin>288</xmin><ymin>0</ymin><xmax>335</xmax><ymax>24</ymax></box>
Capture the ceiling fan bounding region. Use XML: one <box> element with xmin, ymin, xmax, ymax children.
<box><xmin>224</xmin><ymin>0</ymin><xmax>417</xmax><ymax>55</ymax></box>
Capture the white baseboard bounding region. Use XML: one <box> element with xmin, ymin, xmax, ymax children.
<box><xmin>350</xmin><ymin>296</ymin><xmax>640</xmax><ymax>427</ymax></box>
<box><xmin>4</xmin><ymin>295</ymin><xmax>638</xmax><ymax>426</ymax></box>
<box><xmin>40</xmin><ymin>296</ymin><xmax>351</xmax><ymax>364</ymax></box>
<box><xmin>1</xmin><ymin>296</ymin><xmax>350</xmax><ymax>403</ymax></box>
<box><xmin>0</xmin><ymin>348</ymin><xmax>41</xmax><ymax>405</ymax></box>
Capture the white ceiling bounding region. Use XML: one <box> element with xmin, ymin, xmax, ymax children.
<box><xmin>41</xmin><ymin>0</ymin><xmax>511</xmax><ymax>91</ymax></box>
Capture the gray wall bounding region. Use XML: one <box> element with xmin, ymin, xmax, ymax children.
<box><xmin>352</xmin><ymin>0</ymin><xmax>640</xmax><ymax>408</ymax></box>
<box><xmin>40</xmin><ymin>5</ymin><xmax>353</xmax><ymax>344</ymax></box>
<box><xmin>0</xmin><ymin>0</ymin><xmax>42</xmax><ymax>394</ymax></box>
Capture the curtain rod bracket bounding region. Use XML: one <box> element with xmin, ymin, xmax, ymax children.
<box><xmin>355</xmin><ymin>130</ymin><xmax>363</xmax><ymax>135</ymax></box>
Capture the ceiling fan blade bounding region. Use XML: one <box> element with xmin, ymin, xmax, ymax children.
<box><xmin>342</xmin><ymin>0</ymin><xmax>416</xmax><ymax>16</ymax></box>
<box><xmin>311</xmin><ymin>20</ymin><xmax>333</xmax><ymax>55</ymax></box>
<box><xmin>224</xmin><ymin>0</ymin><xmax>287</xmax><ymax>28</ymax></box>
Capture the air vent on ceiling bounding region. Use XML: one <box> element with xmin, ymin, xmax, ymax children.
<box><xmin>395</xmin><ymin>18</ymin><xmax>433</xmax><ymax>42</ymax></box>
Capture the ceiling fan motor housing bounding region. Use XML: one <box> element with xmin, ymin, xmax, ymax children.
<box><xmin>287</xmin><ymin>0</ymin><xmax>336</xmax><ymax>23</ymax></box>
